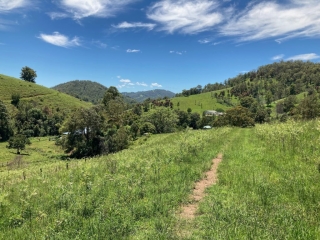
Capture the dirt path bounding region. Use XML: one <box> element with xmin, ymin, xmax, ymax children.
<box><xmin>180</xmin><ymin>153</ymin><xmax>222</xmax><ymax>219</ymax></box>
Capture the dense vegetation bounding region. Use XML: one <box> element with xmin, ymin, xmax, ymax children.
<box><xmin>177</xmin><ymin>61</ymin><xmax>320</xmax><ymax>100</ymax></box>
<box><xmin>52</xmin><ymin>80</ymin><xmax>108</xmax><ymax>104</ymax></box>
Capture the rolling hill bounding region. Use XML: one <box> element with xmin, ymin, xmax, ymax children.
<box><xmin>52</xmin><ymin>80</ymin><xmax>107</xmax><ymax>104</ymax></box>
<box><xmin>0</xmin><ymin>74</ymin><xmax>92</xmax><ymax>112</ymax></box>
<box><xmin>52</xmin><ymin>80</ymin><xmax>175</xmax><ymax>103</ymax></box>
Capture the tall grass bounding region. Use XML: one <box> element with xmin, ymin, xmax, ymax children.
<box><xmin>0</xmin><ymin>128</ymin><xmax>230</xmax><ymax>239</ymax></box>
<box><xmin>192</xmin><ymin>121</ymin><xmax>320</xmax><ymax>239</ymax></box>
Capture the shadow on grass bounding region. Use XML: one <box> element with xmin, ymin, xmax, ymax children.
<box><xmin>8</xmin><ymin>151</ymin><xmax>30</xmax><ymax>156</ymax></box>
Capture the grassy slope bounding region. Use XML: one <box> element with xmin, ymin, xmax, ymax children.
<box><xmin>0</xmin><ymin>129</ymin><xmax>230</xmax><ymax>239</ymax></box>
<box><xmin>0</xmin><ymin>74</ymin><xmax>91</xmax><ymax>112</ymax></box>
<box><xmin>191</xmin><ymin>121</ymin><xmax>320</xmax><ymax>239</ymax></box>
<box><xmin>171</xmin><ymin>89</ymin><xmax>238</xmax><ymax>115</ymax></box>
<box><xmin>1</xmin><ymin>121</ymin><xmax>320</xmax><ymax>238</ymax></box>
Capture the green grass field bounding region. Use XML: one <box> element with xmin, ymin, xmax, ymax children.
<box><xmin>0</xmin><ymin>74</ymin><xmax>91</xmax><ymax>112</ymax></box>
<box><xmin>171</xmin><ymin>90</ymin><xmax>238</xmax><ymax>115</ymax></box>
<box><xmin>1</xmin><ymin>121</ymin><xmax>320</xmax><ymax>239</ymax></box>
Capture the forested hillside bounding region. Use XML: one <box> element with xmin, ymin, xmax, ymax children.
<box><xmin>177</xmin><ymin>61</ymin><xmax>320</xmax><ymax>99</ymax></box>
<box><xmin>52</xmin><ymin>80</ymin><xmax>108</xmax><ymax>104</ymax></box>
<box><xmin>226</xmin><ymin>60</ymin><xmax>320</xmax><ymax>99</ymax></box>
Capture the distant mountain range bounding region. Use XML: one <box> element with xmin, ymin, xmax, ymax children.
<box><xmin>52</xmin><ymin>80</ymin><xmax>175</xmax><ymax>103</ymax></box>
<box><xmin>121</xmin><ymin>89</ymin><xmax>175</xmax><ymax>102</ymax></box>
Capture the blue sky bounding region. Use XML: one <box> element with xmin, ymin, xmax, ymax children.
<box><xmin>1</xmin><ymin>0</ymin><xmax>320</xmax><ymax>93</ymax></box>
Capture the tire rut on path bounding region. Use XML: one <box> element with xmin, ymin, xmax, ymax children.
<box><xmin>179</xmin><ymin>153</ymin><xmax>223</xmax><ymax>219</ymax></box>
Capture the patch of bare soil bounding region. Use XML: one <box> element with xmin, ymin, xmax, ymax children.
<box><xmin>180</xmin><ymin>153</ymin><xmax>222</xmax><ymax>219</ymax></box>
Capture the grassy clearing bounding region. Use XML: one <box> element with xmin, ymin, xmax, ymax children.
<box><xmin>171</xmin><ymin>90</ymin><xmax>238</xmax><ymax>114</ymax></box>
<box><xmin>0</xmin><ymin>128</ymin><xmax>231</xmax><ymax>239</ymax></box>
<box><xmin>0</xmin><ymin>137</ymin><xmax>65</xmax><ymax>170</ymax></box>
<box><xmin>192</xmin><ymin>121</ymin><xmax>320</xmax><ymax>239</ymax></box>
<box><xmin>0</xmin><ymin>74</ymin><xmax>91</xmax><ymax>112</ymax></box>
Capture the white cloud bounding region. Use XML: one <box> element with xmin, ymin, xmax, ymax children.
<box><xmin>0</xmin><ymin>0</ymin><xmax>28</xmax><ymax>12</ymax></box>
<box><xmin>286</xmin><ymin>53</ymin><xmax>320</xmax><ymax>61</ymax></box>
<box><xmin>112</xmin><ymin>21</ymin><xmax>156</xmax><ymax>30</ymax></box>
<box><xmin>151</xmin><ymin>83</ymin><xmax>162</xmax><ymax>88</ymax></box>
<box><xmin>127</xmin><ymin>49</ymin><xmax>140</xmax><ymax>53</ymax></box>
<box><xmin>220</xmin><ymin>0</ymin><xmax>320</xmax><ymax>42</ymax></box>
<box><xmin>118</xmin><ymin>79</ymin><xmax>161</xmax><ymax>89</ymax></box>
<box><xmin>136</xmin><ymin>82</ymin><xmax>148</xmax><ymax>87</ymax></box>
<box><xmin>55</xmin><ymin>0</ymin><xmax>137</xmax><ymax>20</ymax></box>
<box><xmin>117</xmin><ymin>78</ymin><xmax>137</xmax><ymax>88</ymax></box>
<box><xmin>272</xmin><ymin>54</ymin><xmax>285</xmax><ymax>61</ymax></box>
<box><xmin>198</xmin><ymin>39</ymin><xmax>210</xmax><ymax>44</ymax></box>
<box><xmin>120</xmin><ymin>79</ymin><xmax>131</xmax><ymax>83</ymax></box>
<box><xmin>48</xmin><ymin>12</ymin><xmax>69</xmax><ymax>20</ymax></box>
<box><xmin>38</xmin><ymin>32</ymin><xmax>81</xmax><ymax>48</ymax></box>
<box><xmin>147</xmin><ymin>0</ymin><xmax>225</xmax><ymax>34</ymax></box>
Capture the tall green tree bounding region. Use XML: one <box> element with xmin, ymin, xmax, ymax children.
<box><xmin>61</xmin><ymin>106</ymin><xmax>105</xmax><ymax>158</ymax></box>
<box><xmin>0</xmin><ymin>100</ymin><xmax>13</xmax><ymax>141</ymax></box>
<box><xmin>102</xmin><ymin>86</ymin><xmax>121</xmax><ymax>106</ymax></box>
<box><xmin>7</xmin><ymin>134</ymin><xmax>31</xmax><ymax>154</ymax></box>
<box><xmin>298</xmin><ymin>94</ymin><xmax>320</xmax><ymax>119</ymax></box>
<box><xmin>141</xmin><ymin>107</ymin><xmax>178</xmax><ymax>133</ymax></box>
<box><xmin>20</xmin><ymin>66</ymin><xmax>37</xmax><ymax>83</ymax></box>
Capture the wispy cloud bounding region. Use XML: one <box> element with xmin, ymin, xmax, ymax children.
<box><xmin>38</xmin><ymin>32</ymin><xmax>81</xmax><ymax>48</ymax></box>
<box><xmin>47</xmin><ymin>12</ymin><xmax>69</xmax><ymax>20</ymax></box>
<box><xmin>198</xmin><ymin>39</ymin><xmax>210</xmax><ymax>44</ymax></box>
<box><xmin>220</xmin><ymin>0</ymin><xmax>320</xmax><ymax>42</ymax></box>
<box><xmin>0</xmin><ymin>19</ymin><xmax>16</xmax><ymax>30</ymax></box>
<box><xmin>117</xmin><ymin>78</ymin><xmax>160</xmax><ymax>89</ymax></box>
<box><xmin>55</xmin><ymin>0</ymin><xmax>137</xmax><ymax>20</ymax></box>
<box><xmin>112</xmin><ymin>21</ymin><xmax>156</xmax><ymax>30</ymax></box>
<box><xmin>136</xmin><ymin>82</ymin><xmax>148</xmax><ymax>87</ymax></box>
<box><xmin>118</xmin><ymin>78</ymin><xmax>133</xmax><ymax>88</ymax></box>
<box><xmin>0</xmin><ymin>0</ymin><xmax>29</xmax><ymax>12</ymax></box>
<box><xmin>92</xmin><ymin>40</ymin><xmax>107</xmax><ymax>48</ymax></box>
<box><xmin>169</xmin><ymin>50</ymin><xmax>186</xmax><ymax>55</ymax></box>
<box><xmin>120</xmin><ymin>79</ymin><xmax>131</xmax><ymax>83</ymax></box>
<box><xmin>127</xmin><ymin>49</ymin><xmax>140</xmax><ymax>53</ymax></box>
<box><xmin>118</xmin><ymin>79</ymin><xmax>148</xmax><ymax>88</ymax></box>
<box><xmin>147</xmin><ymin>0</ymin><xmax>225</xmax><ymax>34</ymax></box>
<box><xmin>272</xmin><ymin>54</ymin><xmax>285</xmax><ymax>61</ymax></box>
<box><xmin>286</xmin><ymin>53</ymin><xmax>320</xmax><ymax>61</ymax></box>
<box><xmin>151</xmin><ymin>83</ymin><xmax>162</xmax><ymax>88</ymax></box>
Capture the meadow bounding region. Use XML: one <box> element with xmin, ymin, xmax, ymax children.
<box><xmin>1</xmin><ymin>120</ymin><xmax>320</xmax><ymax>239</ymax></box>
<box><xmin>171</xmin><ymin>90</ymin><xmax>238</xmax><ymax>114</ymax></box>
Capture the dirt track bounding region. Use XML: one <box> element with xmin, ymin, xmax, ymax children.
<box><xmin>180</xmin><ymin>153</ymin><xmax>222</xmax><ymax>219</ymax></box>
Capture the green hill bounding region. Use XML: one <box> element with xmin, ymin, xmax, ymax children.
<box><xmin>0</xmin><ymin>74</ymin><xmax>92</xmax><ymax>112</ymax></box>
<box><xmin>172</xmin><ymin>61</ymin><xmax>320</xmax><ymax>116</ymax></box>
<box><xmin>52</xmin><ymin>80</ymin><xmax>108</xmax><ymax>104</ymax></box>
<box><xmin>171</xmin><ymin>89</ymin><xmax>238</xmax><ymax>115</ymax></box>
